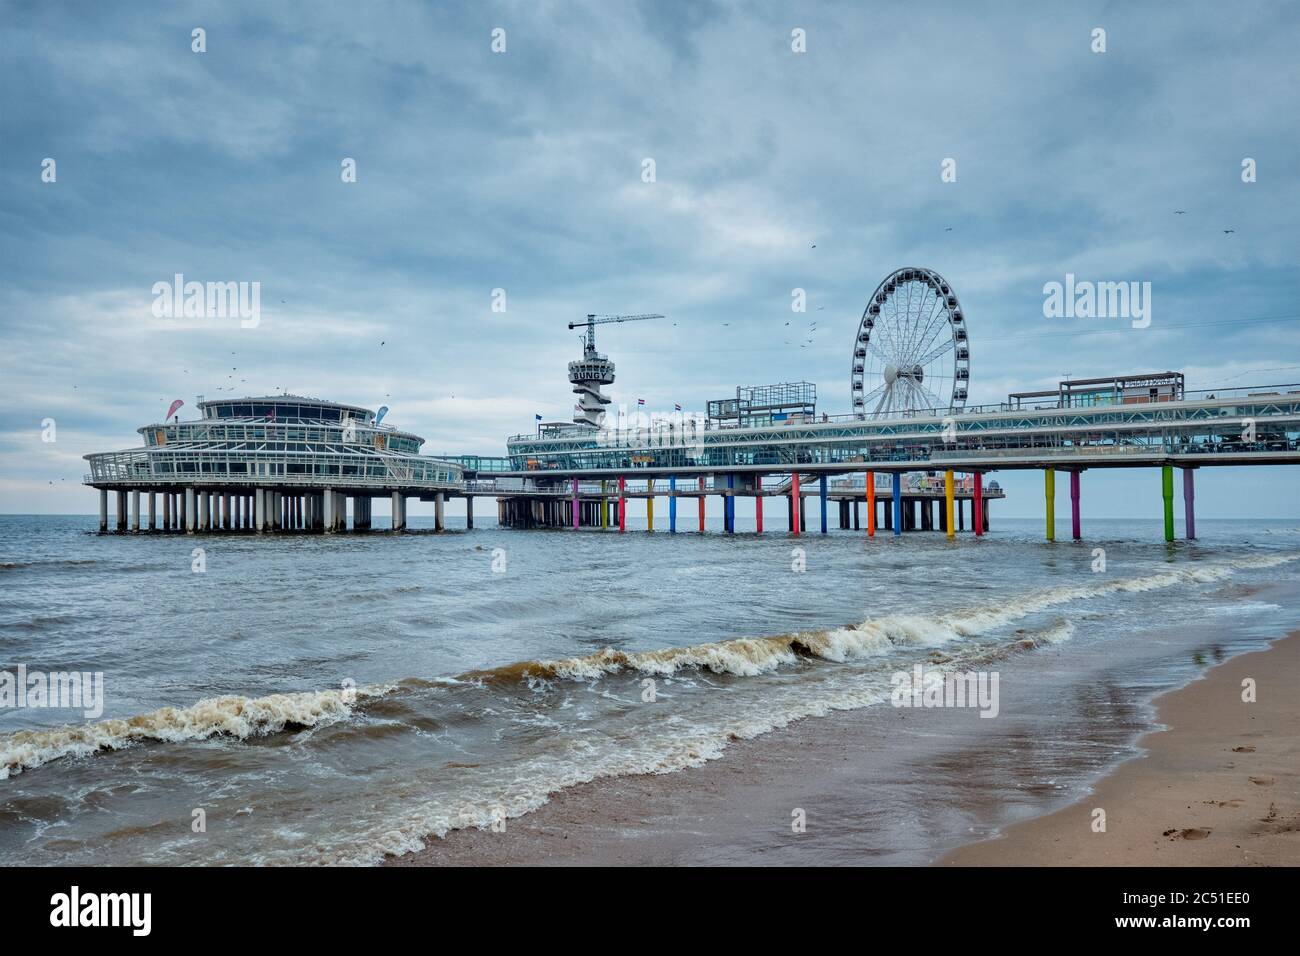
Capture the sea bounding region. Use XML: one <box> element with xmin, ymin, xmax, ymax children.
<box><xmin>2</xmin><ymin>512</ymin><xmax>1299</xmax><ymax>865</ymax></box>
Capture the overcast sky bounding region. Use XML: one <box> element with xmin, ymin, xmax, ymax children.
<box><xmin>2</xmin><ymin>0</ymin><xmax>1297</xmax><ymax>518</ymax></box>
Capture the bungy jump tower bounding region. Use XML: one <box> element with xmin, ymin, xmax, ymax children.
<box><xmin>567</xmin><ymin>313</ymin><xmax>664</xmax><ymax>427</ymax></box>
<box><xmin>84</xmin><ymin>396</ymin><xmax>464</xmax><ymax>533</ymax></box>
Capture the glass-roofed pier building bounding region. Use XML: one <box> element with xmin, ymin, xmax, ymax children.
<box><xmin>84</xmin><ymin>396</ymin><xmax>464</xmax><ymax>533</ymax></box>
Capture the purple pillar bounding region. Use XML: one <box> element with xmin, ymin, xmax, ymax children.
<box><xmin>571</xmin><ymin>478</ymin><xmax>580</xmax><ymax>529</ymax></box>
<box><xmin>1183</xmin><ymin>468</ymin><xmax>1195</xmax><ymax>540</ymax></box>
<box><xmin>1069</xmin><ymin>471</ymin><xmax>1081</xmax><ymax>540</ymax></box>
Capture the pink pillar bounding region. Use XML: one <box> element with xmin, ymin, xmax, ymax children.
<box><xmin>1070</xmin><ymin>471</ymin><xmax>1081</xmax><ymax>540</ymax></box>
<box><xmin>1183</xmin><ymin>468</ymin><xmax>1196</xmax><ymax>540</ymax></box>
<box><xmin>972</xmin><ymin>472</ymin><xmax>983</xmax><ymax>536</ymax></box>
<box><xmin>791</xmin><ymin>473</ymin><xmax>801</xmax><ymax>536</ymax></box>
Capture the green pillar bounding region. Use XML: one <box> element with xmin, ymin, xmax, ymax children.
<box><xmin>1162</xmin><ymin>465</ymin><xmax>1174</xmax><ymax>542</ymax></box>
<box><xmin>1044</xmin><ymin>468</ymin><xmax>1055</xmax><ymax>541</ymax></box>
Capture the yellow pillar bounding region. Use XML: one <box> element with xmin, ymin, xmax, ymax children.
<box><xmin>646</xmin><ymin>478</ymin><xmax>654</xmax><ymax>532</ymax></box>
<box><xmin>1045</xmin><ymin>468</ymin><xmax>1056</xmax><ymax>541</ymax></box>
<box><xmin>944</xmin><ymin>469</ymin><xmax>955</xmax><ymax>539</ymax></box>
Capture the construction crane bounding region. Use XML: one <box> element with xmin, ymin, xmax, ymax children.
<box><xmin>568</xmin><ymin>313</ymin><xmax>664</xmax><ymax>356</ymax></box>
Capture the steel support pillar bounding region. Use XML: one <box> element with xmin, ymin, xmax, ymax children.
<box><xmin>944</xmin><ymin>470</ymin><xmax>955</xmax><ymax>540</ymax></box>
<box><xmin>669</xmin><ymin>476</ymin><xmax>677</xmax><ymax>533</ymax></box>
<box><xmin>891</xmin><ymin>473</ymin><xmax>902</xmax><ymax>537</ymax></box>
<box><xmin>791</xmin><ymin>473</ymin><xmax>800</xmax><ymax>536</ymax></box>
<box><xmin>866</xmin><ymin>471</ymin><xmax>875</xmax><ymax>537</ymax></box>
<box><xmin>1045</xmin><ymin>468</ymin><xmax>1056</xmax><ymax>541</ymax></box>
<box><xmin>1070</xmin><ymin>471</ymin><xmax>1081</xmax><ymax>540</ymax></box>
<box><xmin>819</xmin><ymin>474</ymin><xmax>828</xmax><ymax>534</ymax></box>
<box><xmin>1162</xmin><ymin>466</ymin><xmax>1175</xmax><ymax>542</ymax></box>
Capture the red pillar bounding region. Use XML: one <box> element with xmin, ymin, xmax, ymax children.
<box><xmin>755</xmin><ymin>489</ymin><xmax>763</xmax><ymax>534</ymax></box>
<box><xmin>791</xmin><ymin>473</ymin><xmax>801</xmax><ymax>536</ymax></box>
<box><xmin>866</xmin><ymin>471</ymin><xmax>876</xmax><ymax>537</ymax></box>
<box><xmin>618</xmin><ymin>476</ymin><xmax>626</xmax><ymax>533</ymax></box>
<box><xmin>972</xmin><ymin>472</ymin><xmax>983</xmax><ymax>537</ymax></box>
<box><xmin>698</xmin><ymin>476</ymin><xmax>705</xmax><ymax>532</ymax></box>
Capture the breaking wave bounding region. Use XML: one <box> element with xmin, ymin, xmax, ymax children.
<box><xmin>0</xmin><ymin>685</ymin><xmax>393</xmax><ymax>780</ymax></box>
<box><xmin>2</xmin><ymin>551</ymin><xmax>1294</xmax><ymax>786</ymax></box>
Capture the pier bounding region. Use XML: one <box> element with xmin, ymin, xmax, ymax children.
<box><xmin>84</xmin><ymin>268</ymin><xmax>1300</xmax><ymax>544</ymax></box>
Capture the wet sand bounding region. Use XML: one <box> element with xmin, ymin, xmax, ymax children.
<box><xmin>943</xmin><ymin>631</ymin><xmax>1300</xmax><ymax>866</ymax></box>
<box><xmin>391</xmin><ymin>623</ymin><xmax>1300</xmax><ymax>867</ymax></box>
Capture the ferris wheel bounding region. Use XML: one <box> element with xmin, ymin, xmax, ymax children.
<box><xmin>851</xmin><ymin>267</ymin><xmax>969</xmax><ymax>418</ymax></box>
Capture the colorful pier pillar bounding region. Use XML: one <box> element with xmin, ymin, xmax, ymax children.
<box><xmin>1162</xmin><ymin>465</ymin><xmax>1175</xmax><ymax>542</ymax></box>
<box><xmin>1183</xmin><ymin>468</ymin><xmax>1196</xmax><ymax>540</ymax></box>
<box><xmin>600</xmin><ymin>480</ymin><xmax>608</xmax><ymax>528</ymax></box>
<box><xmin>1069</xmin><ymin>471</ymin><xmax>1081</xmax><ymax>540</ymax></box>
<box><xmin>944</xmin><ymin>470</ymin><xmax>955</xmax><ymax>540</ymax></box>
<box><xmin>725</xmin><ymin>474</ymin><xmax>735</xmax><ymax>533</ymax></box>
<box><xmin>891</xmin><ymin>473</ymin><xmax>902</xmax><ymax>537</ymax></box>
<box><xmin>972</xmin><ymin>472</ymin><xmax>983</xmax><ymax>537</ymax></box>
<box><xmin>791</xmin><ymin>473</ymin><xmax>801</xmax><ymax>537</ymax></box>
<box><xmin>669</xmin><ymin>475</ymin><xmax>677</xmax><ymax>533</ymax></box>
<box><xmin>618</xmin><ymin>476</ymin><xmax>626</xmax><ymax>533</ymax></box>
<box><xmin>698</xmin><ymin>476</ymin><xmax>706</xmax><ymax>532</ymax></box>
<box><xmin>866</xmin><ymin>471</ymin><xmax>876</xmax><ymax>537</ymax></box>
<box><xmin>819</xmin><ymin>475</ymin><xmax>828</xmax><ymax>534</ymax></box>
<box><xmin>572</xmin><ymin>478</ymin><xmax>580</xmax><ymax>530</ymax></box>
<box><xmin>1044</xmin><ymin>468</ymin><xmax>1056</xmax><ymax>541</ymax></box>
<box><xmin>755</xmin><ymin>482</ymin><xmax>764</xmax><ymax>534</ymax></box>
<box><xmin>646</xmin><ymin>478</ymin><xmax>654</xmax><ymax>532</ymax></box>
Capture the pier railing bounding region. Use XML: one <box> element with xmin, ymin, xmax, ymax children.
<box><xmin>85</xmin><ymin>447</ymin><xmax>463</xmax><ymax>490</ymax></box>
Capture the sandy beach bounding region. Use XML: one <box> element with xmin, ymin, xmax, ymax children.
<box><xmin>943</xmin><ymin>631</ymin><xmax>1300</xmax><ymax>866</ymax></box>
<box><xmin>390</xmin><ymin>630</ymin><xmax>1300</xmax><ymax>867</ymax></box>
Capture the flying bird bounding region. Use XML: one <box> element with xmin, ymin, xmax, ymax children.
<box><xmin>1223</xmin><ymin>229</ymin><xmax>1235</xmax><ymax>234</ymax></box>
<box><xmin>1174</xmin><ymin>210</ymin><xmax>1187</xmax><ymax>215</ymax></box>
<box><xmin>944</xmin><ymin>227</ymin><xmax>953</xmax><ymax>232</ymax></box>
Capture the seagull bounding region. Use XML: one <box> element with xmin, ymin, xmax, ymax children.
<box><xmin>1223</xmin><ymin>229</ymin><xmax>1235</xmax><ymax>234</ymax></box>
<box><xmin>810</xmin><ymin>243</ymin><xmax>817</xmax><ymax>249</ymax></box>
<box><xmin>945</xmin><ymin>227</ymin><xmax>953</xmax><ymax>232</ymax></box>
<box><xmin>1174</xmin><ymin>210</ymin><xmax>1187</xmax><ymax>215</ymax></box>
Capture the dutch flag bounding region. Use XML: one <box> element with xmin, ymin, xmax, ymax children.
<box><xmin>674</xmin><ymin>403</ymin><xmax>682</xmax><ymax>411</ymax></box>
<box><xmin>637</xmin><ymin>398</ymin><xmax>645</xmax><ymax>406</ymax></box>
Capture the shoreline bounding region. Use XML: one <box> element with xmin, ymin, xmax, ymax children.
<box><xmin>941</xmin><ymin>630</ymin><xmax>1300</xmax><ymax>866</ymax></box>
<box><xmin>388</xmin><ymin>626</ymin><xmax>1300</xmax><ymax>867</ymax></box>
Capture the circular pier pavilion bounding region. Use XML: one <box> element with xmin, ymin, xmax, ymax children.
<box><xmin>84</xmin><ymin>396</ymin><xmax>464</xmax><ymax>533</ymax></box>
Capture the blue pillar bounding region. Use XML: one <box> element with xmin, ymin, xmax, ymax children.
<box><xmin>725</xmin><ymin>474</ymin><xmax>735</xmax><ymax>533</ymax></box>
<box><xmin>669</xmin><ymin>475</ymin><xmax>677</xmax><ymax>533</ymax></box>
<box><xmin>819</xmin><ymin>474</ymin><xmax>828</xmax><ymax>534</ymax></box>
<box><xmin>892</xmin><ymin>473</ymin><xmax>902</xmax><ymax>537</ymax></box>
